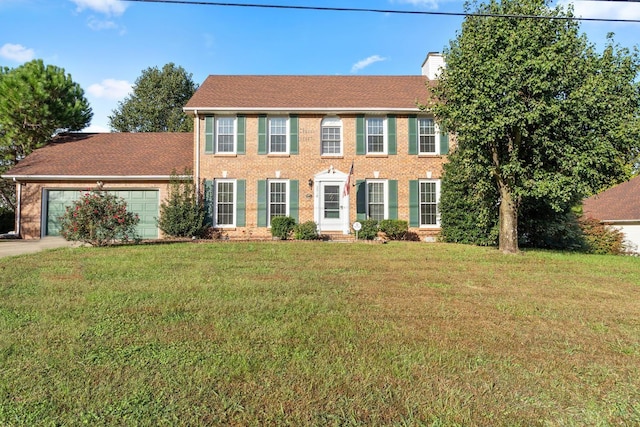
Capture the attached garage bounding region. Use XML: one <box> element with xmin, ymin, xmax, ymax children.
<box><xmin>44</xmin><ymin>189</ymin><xmax>160</xmax><ymax>239</ymax></box>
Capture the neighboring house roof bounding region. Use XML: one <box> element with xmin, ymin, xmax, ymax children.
<box><xmin>184</xmin><ymin>75</ymin><xmax>434</xmax><ymax>112</ymax></box>
<box><xmin>3</xmin><ymin>132</ymin><xmax>193</xmax><ymax>179</ymax></box>
<box><xmin>583</xmin><ymin>175</ymin><xmax>640</xmax><ymax>222</ymax></box>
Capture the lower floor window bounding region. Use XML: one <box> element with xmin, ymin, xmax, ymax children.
<box><xmin>216</xmin><ymin>180</ymin><xmax>235</xmax><ymax>226</ymax></box>
<box><xmin>420</xmin><ymin>180</ymin><xmax>438</xmax><ymax>226</ymax></box>
<box><xmin>367</xmin><ymin>180</ymin><xmax>387</xmax><ymax>221</ymax></box>
<box><xmin>269</xmin><ymin>180</ymin><xmax>289</xmax><ymax>224</ymax></box>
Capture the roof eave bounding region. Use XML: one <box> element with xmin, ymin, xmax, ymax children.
<box><xmin>1</xmin><ymin>174</ymin><xmax>192</xmax><ymax>182</ymax></box>
<box><xmin>184</xmin><ymin>107</ymin><xmax>427</xmax><ymax>115</ymax></box>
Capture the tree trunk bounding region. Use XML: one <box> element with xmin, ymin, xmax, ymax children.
<box><xmin>498</xmin><ymin>183</ymin><xmax>518</xmax><ymax>254</ymax></box>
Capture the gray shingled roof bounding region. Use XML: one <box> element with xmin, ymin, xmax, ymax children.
<box><xmin>4</xmin><ymin>132</ymin><xmax>193</xmax><ymax>178</ymax></box>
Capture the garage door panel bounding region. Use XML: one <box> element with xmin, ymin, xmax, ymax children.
<box><xmin>46</xmin><ymin>189</ymin><xmax>159</xmax><ymax>239</ymax></box>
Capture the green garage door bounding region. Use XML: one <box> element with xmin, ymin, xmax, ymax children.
<box><xmin>45</xmin><ymin>189</ymin><xmax>159</xmax><ymax>239</ymax></box>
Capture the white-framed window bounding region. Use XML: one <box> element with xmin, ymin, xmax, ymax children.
<box><xmin>269</xmin><ymin>117</ymin><xmax>288</xmax><ymax>154</ymax></box>
<box><xmin>268</xmin><ymin>180</ymin><xmax>290</xmax><ymax>225</ymax></box>
<box><xmin>420</xmin><ymin>180</ymin><xmax>440</xmax><ymax>226</ymax></box>
<box><xmin>321</xmin><ymin>116</ymin><xmax>343</xmax><ymax>156</ymax></box>
<box><xmin>366</xmin><ymin>117</ymin><xmax>386</xmax><ymax>154</ymax></box>
<box><xmin>418</xmin><ymin>118</ymin><xmax>438</xmax><ymax>155</ymax></box>
<box><xmin>216</xmin><ymin>117</ymin><xmax>236</xmax><ymax>153</ymax></box>
<box><xmin>215</xmin><ymin>179</ymin><xmax>236</xmax><ymax>227</ymax></box>
<box><xmin>367</xmin><ymin>180</ymin><xmax>388</xmax><ymax>220</ymax></box>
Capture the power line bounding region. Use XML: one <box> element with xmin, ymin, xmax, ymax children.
<box><xmin>121</xmin><ymin>0</ymin><xmax>640</xmax><ymax>23</ymax></box>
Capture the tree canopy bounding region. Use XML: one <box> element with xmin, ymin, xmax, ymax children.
<box><xmin>432</xmin><ymin>0</ymin><xmax>640</xmax><ymax>253</ymax></box>
<box><xmin>109</xmin><ymin>63</ymin><xmax>197</xmax><ymax>133</ymax></box>
<box><xmin>0</xmin><ymin>59</ymin><xmax>92</xmax><ymax>209</ymax></box>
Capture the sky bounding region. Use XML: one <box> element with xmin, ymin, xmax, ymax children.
<box><xmin>1</xmin><ymin>0</ymin><xmax>639</xmax><ymax>133</ymax></box>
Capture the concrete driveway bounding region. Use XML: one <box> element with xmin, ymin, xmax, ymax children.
<box><xmin>0</xmin><ymin>236</ymin><xmax>76</xmax><ymax>258</ymax></box>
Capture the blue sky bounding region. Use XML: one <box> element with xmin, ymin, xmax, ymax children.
<box><xmin>1</xmin><ymin>0</ymin><xmax>639</xmax><ymax>132</ymax></box>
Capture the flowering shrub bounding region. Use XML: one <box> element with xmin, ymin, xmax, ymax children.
<box><xmin>59</xmin><ymin>189</ymin><xmax>140</xmax><ymax>246</ymax></box>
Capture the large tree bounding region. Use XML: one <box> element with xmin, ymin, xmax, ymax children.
<box><xmin>433</xmin><ymin>0</ymin><xmax>640</xmax><ymax>253</ymax></box>
<box><xmin>109</xmin><ymin>63</ymin><xmax>197</xmax><ymax>132</ymax></box>
<box><xmin>0</xmin><ymin>60</ymin><xmax>92</xmax><ymax>209</ymax></box>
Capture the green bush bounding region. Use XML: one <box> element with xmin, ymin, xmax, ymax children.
<box><xmin>579</xmin><ymin>217</ymin><xmax>625</xmax><ymax>255</ymax></box>
<box><xmin>157</xmin><ymin>170</ymin><xmax>206</xmax><ymax>238</ymax></box>
<box><xmin>294</xmin><ymin>221</ymin><xmax>319</xmax><ymax>240</ymax></box>
<box><xmin>59</xmin><ymin>189</ymin><xmax>140</xmax><ymax>246</ymax></box>
<box><xmin>270</xmin><ymin>216</ymin><xmax>296</xmax><ymax>240</ymax></box>
<box><xmin>0</xmin><ymin>207</ymin><xmax>14</xmax><ymax>233</ymax></box>
<box><xmin>378</xmin><ymin>219</ymin><xmax>408</xmax><ymax>240</ymax></box>
<box><xmin>357</xmin><ymin>219</ymin><xmax>379</xmax><ymax>240</ymax></box>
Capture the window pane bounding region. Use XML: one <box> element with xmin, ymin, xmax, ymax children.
<box><xmin>420</xmin><ymin>181</ymin><xmax>437</xmax><ymax>225</ymax></box>
<box><xmin>419</xmin><ymin>118</ymin><xmax>436</xmax><ymax>154</ymax></box>
<box><xmin>217</xmin><ymin>118</ymin><xmax>234</xmax><ymax>153</ymax></box>
<box><xmin>324</xmin><ymin>185</ymin><xmax>340</xmax><ymax>219</ymax></box>
<box><xmin>269</xmin><ymin>181</ymin><xmax>287</xmax><ymax>221</ymax></box>
<box><xmin>269</xmin><ymin>118</ymin><xmax>287</xmax><ymax>153</ymax></box>
<box><xmin>321</xmin><ymin>126</ymin><xmax>341</xmax><ymax>155</ymax></box>
<box><xmin>368</xmin><ymin>182</ymin><xmax>385</xmax><ymax>221</ymax></box>
<box><xmin>216</xmin><ymin>181</ymin><xmax>234</xmax><ymax>225</ymax></box>
<box><xmin>367</xmin><ymin>118</ymin><xmax>384</xmax><ymax>153</ymax></box>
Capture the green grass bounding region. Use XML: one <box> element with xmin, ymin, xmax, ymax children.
<box><xmin>1</xmin><ymin>242</ymin><xmax>639</xmax><ymax>426</ymax></box>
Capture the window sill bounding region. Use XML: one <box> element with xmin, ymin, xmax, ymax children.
<box><xmin>418</xmin><ymin>154</ymin><xmax>442</xmax><ymax>158</ymax></box>
<box><xmin>213</xmin><ymin>153</ymin><xmax>238</xmax><ymax>157</ymax></box>
<box><xmin>365</xmin><ymin>154</ymin><xmax>388</xmax><ymax>158</ymax></box>
<box><xmin>267</xmin><ymin>153</ymin><xmax>290</xmax><ymax>158</ymax></box>
<box><xmin>321</xmin><ymin>155</ymin><xmax>344</xmax><ymax>159</ymax></box>
<box><xmin>213</xmin><ymin>226</ymin><xmax>237</xmax><ymax>230</ymax></box>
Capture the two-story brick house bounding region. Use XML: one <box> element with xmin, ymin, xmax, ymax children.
<box><xmin>3</xmin><ymin>53</ymin><xmax>450</xmax><ymax>240</ymax></box>
<box><xmin>184</xmin><ymin>54</ymin><xmax>449</xmax><ymax>240</ymax></box>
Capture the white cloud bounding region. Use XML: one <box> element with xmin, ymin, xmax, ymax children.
<box><xmin>0</xmin><ymin>43</ymin><xmax>35</xmax><ymax>62</ymax></box>
<box><xmin>87</xmin><ymin>17</ymin><xmax>118</xmax><ymax>31</ymax></box>
<box><xmin>87</xmin><ymin>79</ymin><xmax>132</xmax><ymax>100</ymax></box>
<box><xmin>351</xmin><ymin>55</ymin><xmax>388</xmax><ymax>73</ymax></box>
<box><xmin>392</xmin><ymin>0</ymin><xmax>440</xmax><ymax>9</ymax></box>
<box><xmin>69</xmin><ymin>0</ymin><xmax>127</xmax><ymax>16</ymax></box>
<box><xmin>558</xmin><ymin>0</ymin><xmax>640</xmax><ymax>21</ymax></box>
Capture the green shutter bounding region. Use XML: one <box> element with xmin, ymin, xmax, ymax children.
<box><xmin>409</xmin><ymin>180</ymin><xmax>419</xmax><ymax>227</ymax></box>
<box><xmin>388</xmin><ymin>180</ymin><xmax>398</xmax><ymax>219</ymax></box>
<box><xmin>356</xmin><ymin>115</ymin><xmax>365</xmax><ymax>155</ymax></box>
<box><xmin>257</xmin><ymin>180</ymin><xmax>267</xmax><ymax>227</ymax></box>
<box><xmin>356</xmin><ymin>179</ymin><xmax>366</xmax><ymax>221</ymax></box>
<box><xmin>439</xmin><ymin>125</ymin><xmax>449</xmax><ymax>155</ymax></box>
<box><xmin>205</xmin><ymin>116</ymin><xmax>214</xmax><ymax>154</ymax></box>
<box><xmin>236</xmin><ymin>179</ymin><xmax>246</xmax><ymax>227</ymax></box>
<box><xmin>289</xmin><ymin>115</ymin><xmax>299</xmax><ymax>155</ymax></box>
<box><xmin>408</xmin><ymin>115</ymin><xmax>417</xmax><ymax>155</ymax></box>
<box><xmin>258</xmin><ymin>116</ymin><xmax>267</xmax><ymax>155</ymax></box>
<box><xmin>237</xmin><ymin>115</ymin><xmax>246</xmax><ymax>155</ymax></box>
<box><xmin>289</xmin><ymin>180</ymin><xmax>299</xmax><ymax>222</ymax></box>
<box><xmin>387</xmin><ymin>115</ymin><xmax>396</xmax><ymax>155</ymax></box>
<box><xmin>204</xmin><ymin>179</ymin><xmax>214</xmax><ymax>225</ymax></box>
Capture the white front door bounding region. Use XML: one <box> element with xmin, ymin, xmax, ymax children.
<box><xmin>314</xmin><ymin>168</ymin><xmax>350</xmax><ymax>234</ymax></box>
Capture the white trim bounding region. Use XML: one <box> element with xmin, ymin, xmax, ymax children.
<box><xmin>365</xmin><ymin>179</ymin><xmax>389</xmax><ymax>220</ymax></box>
<box><xmin>185</xmin><ymin>107</ymin><xmax>421</xmax><ymax>115</ymax></box>
<box><xmin>267</xmin><ymin>179</ymin><xmax>290</xmax><ymax>227</ymax></box>
<box><xmin>419</xmin><ymin>179</ymin><xmax>441</xmax><ymax>228</ymax></box>
<box><xmin>215</xmin><ymin>116</ymin><xmax>238</xmax><ymax>154</ymax></box>
<box><xmin>320</xmin><ymin>116</ymin><xmax>343</xmax><ymax>156</ymax></box>
<box><xmin>365</xmin><ymin>117</ymin><xmax>388</xmax><ymax>155</ymax></box>
<box><xmin>2</xmin><ymin>175</ymin><xmax>191</xmax><ymax>181</ymax></box>
<box><xmin>214</xmin><ymin>179</ymin><xmax>237</xmax><ymax>228</ymax></box>
<box><xmin>195</xmin><ymin>110</ymin><xmax>201</xmax><ymax>195</ymax></box>
<box><xmin>267</xmin><ymin>116</ymin><xmax>290</xmax><ymax>155</ymax></box>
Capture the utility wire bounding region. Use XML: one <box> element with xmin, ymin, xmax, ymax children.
<box><xmin>121</xmin><ymin>0</ymin><xmax>640</xmax><ymax>23</ymax></box>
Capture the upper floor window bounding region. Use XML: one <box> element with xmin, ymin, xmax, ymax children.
<box><xmin>420</xmin><ymin>180</ymin><xmax>440</xmax><ymax>226</ymax></box>
<box><xmin>418</xmin><ymin>118</ymin><xmax>437</xmax><ymax>154</ymax></box>
<box><xmin>216</xmin><ymin>117</ymin><xmax>235</xmax><ymax>153</ymax></box>
<box><xmin>366</xmin><ymin>117</ymin><xmax>386</xmax><ymax>154</ymax></box>
<box><xmin>321</xmin><ymin>117</ymin><xmax>342</xmax><ymax>156</ymax></box>
<box><xmin>269</xmin><ymin>117</ymin><xmax>288</xmax><ymax>154</ymax></box>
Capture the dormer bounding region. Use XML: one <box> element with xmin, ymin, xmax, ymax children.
<box><xmin>421</xmin><ymin>52</ymin><xmax>446</xmax><ymax>80</ymax></box>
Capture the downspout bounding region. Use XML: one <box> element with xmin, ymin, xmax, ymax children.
<box><xmin>14</xmin><ymin>178</ymin><xmax>21</xmax><ymax>236</ymax></box>
<box><xmin>194</xmin><ymin>110</ymin><xmax>201</xmax><ymax>196</ymax></box>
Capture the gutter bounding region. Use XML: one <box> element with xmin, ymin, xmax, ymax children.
<box><xmin>183</xmin><ymin>107</ymin><xmax>424</xmax><ymax>115</ymax></box>
<box><xmin>1</xmin><ymin>175</ymin><xmax>192</xmax><ymax>181</ymax></box>
<box><xmin>194</xmin><ymin>109</ymin><xmax>200</xmax><ymax>195</ymax></box>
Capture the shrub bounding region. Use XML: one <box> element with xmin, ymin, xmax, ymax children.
<box><xmin>270</xmin><ymin>216</ymin><xmax>296</xmax><ymax>240</ymax></box>
<box><xmin>579</xmin><ymin>217</ymin><xmax>625</xmax><ymax>255</ymax></box>
<box><xmin>357</xmin><ymin>219</ymin><xmax>379</xmax><ymax>240</ymax></box>
<box><xmin>378</xmin><ymin>219</ymin><xmax>409</xmax><ymax>240</ymax></box>
<box><xmin>59</xmin><ymin>189</ymin><xmax>140</xmax><ymax>246</ymax></box>
<box><xmin>157</xmin><ymin>170</ymin><xmax>206</xmax><ymax>238</ymax></box>
<box><xmin>294</xmin><ymin>221</ymin><xmax>319</xmax><ymax>240</ymax></box>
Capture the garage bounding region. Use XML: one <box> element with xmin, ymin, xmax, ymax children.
<box><xmin>45</xmin><ymin>189</ymin><xmax>160</xmax><ymax>239</ymax></box>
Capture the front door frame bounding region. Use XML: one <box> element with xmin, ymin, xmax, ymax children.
<box><xmin>313</xmin><ymin>167</ymin><xmax>350</xmax><ymax>234</ymax></box>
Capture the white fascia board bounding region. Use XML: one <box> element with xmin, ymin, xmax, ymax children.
<box><xmin>1</xmin><ymin>175</ymin><xmax>192</xmax><ymax>182</ymax></box>
<box><xmin>601</xmin><ymin>219</ymin><xmax>640</xmax><ymax>224</ymax></box>
<box><xmin>184</xmin><ymin>107</ymin><xmax>422</xmax><ymax>115</ymax></box>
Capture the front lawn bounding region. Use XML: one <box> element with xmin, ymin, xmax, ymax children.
<box><xmin>1</xmin><ymin>242</ymin><xmax>638</xmax><ymax>426</ymax></box>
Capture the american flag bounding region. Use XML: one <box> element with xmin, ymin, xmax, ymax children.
<box><xmin>343</xmin><ymin>161</ymin><xmax>354</xmax><ymax>197</ymax></box>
